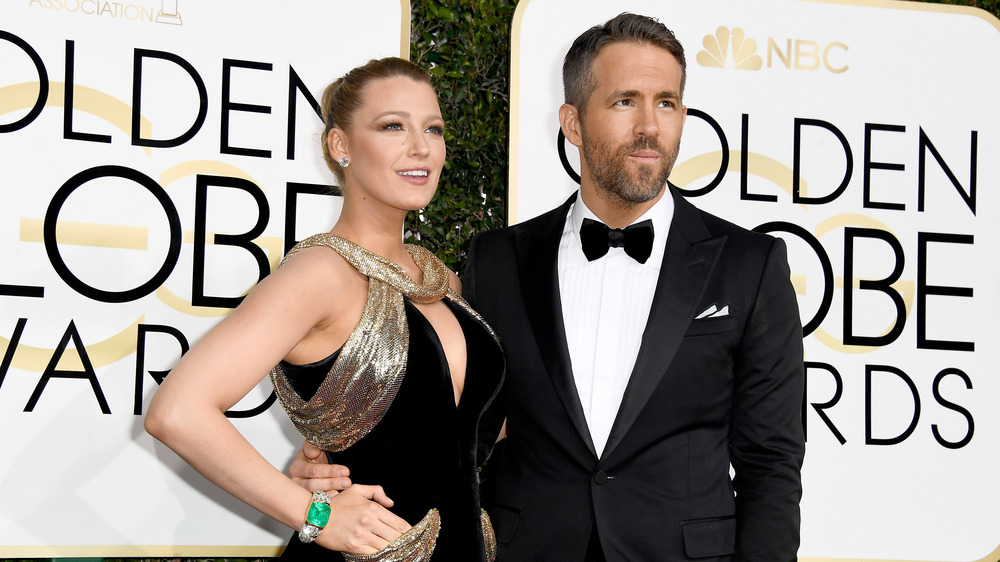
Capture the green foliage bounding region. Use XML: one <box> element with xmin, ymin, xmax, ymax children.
<box><xmin>404</xmin><ymin>0</ymin><xmax>517</xmax><ymax>275</ymax></box>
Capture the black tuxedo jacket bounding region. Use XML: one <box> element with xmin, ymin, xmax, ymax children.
<box><xmin>465</xmin><ymin>189</ymin><xmax>804</xmax><ymax>561</ymax></box>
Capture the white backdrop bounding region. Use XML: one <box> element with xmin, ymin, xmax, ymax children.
<box><xmin>3</xmin><ymin>0</ymin><xmax>999</xmax><ymax>559</ymax></box>
<box><xmin>510</xmin><ymin>0</ymin><xmax>1000</xmax><ymax>561</ymax></box>
<box><xmin>0</xmin><ymin>0</ymin><xmax>407</xmax><ymax>556</ymax></box>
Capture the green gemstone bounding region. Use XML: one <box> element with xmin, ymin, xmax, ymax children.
<box><xmin>306</xmin><ymin>501</ymin><xmax>331</xmax><ymax>527</ymax></box>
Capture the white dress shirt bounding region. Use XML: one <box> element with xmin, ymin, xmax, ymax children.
<box><xmin>557</xmin><ymin>190</ymin><xmax>674</xmax><ymax>456</ymax></box>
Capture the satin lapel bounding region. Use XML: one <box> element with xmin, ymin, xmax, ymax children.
<box><xmin>600</xmin><ymin>193</ymin><xmax>726</xmax><ymax>463</ymax></box>
<box><xmin>516</xmin><ymin>197</ymin><xmax>598</xmax><ymax>458</ymax></box>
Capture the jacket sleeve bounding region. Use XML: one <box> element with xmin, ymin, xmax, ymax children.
<box><xmin>731</xmin><ymin>237</ymin><xmax>805</xmax><ymax>561</ymax></box>
<box><xmin>464</xmin><ymin>232</ymin><xmax>508</xmax><ymax>468</ymax></box>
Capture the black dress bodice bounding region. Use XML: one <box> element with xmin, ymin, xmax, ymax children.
<box><xmin>279</xmin><ymin>298</ymin><xmax>504</xmax><ymax>561</ymax></box>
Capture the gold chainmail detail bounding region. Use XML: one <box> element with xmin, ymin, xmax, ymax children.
<box><xmin>481</xmin><ymin>508</ymin><xmax>497</xmax><ymax>561</ymax></box>
<box><xmin>271</xmin><ymin>234</ymin><xmax>500</xmax><ymax>560</ymax></box>
<box><xmin>343</xmin><ymin>508</ymin><xmax>441</xmax><ymax>561</ymax></box>
<box><xmin>269</xmin><ymin>233</ymin><xmax>452</xmax><ymax>451</ymax></box>
<box><xmin>340</xmin><ymin>508</ymin><xmax>497</xmax><ymax>561</ymax></box>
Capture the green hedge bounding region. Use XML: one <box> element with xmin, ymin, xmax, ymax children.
<box><xmin>405</xmin><ymin>0</ymin><xmax>516</xmax><ymax>274</ymax></box>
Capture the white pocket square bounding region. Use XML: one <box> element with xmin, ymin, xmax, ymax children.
<box><xmin>695</xmin><ymin>304</ymin><xmax>729</xmax><ymax>319</ymax></box>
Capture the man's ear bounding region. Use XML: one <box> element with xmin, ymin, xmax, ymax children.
<box><xmin>559</xmin><ymin>103</ymin><xmax>584</xmax><ymax>148</ymax></box>
<box><xmin>327</xmin><ymin>127</ymin><xmax>348</xmax><ymax>161</ymax></box>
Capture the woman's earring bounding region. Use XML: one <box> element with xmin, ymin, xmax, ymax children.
<box><xmin>338</xmin><ymin>157</ymin><xmax>350</xmax><ymax>168</ymax></box>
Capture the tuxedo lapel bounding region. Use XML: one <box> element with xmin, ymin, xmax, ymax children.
<box><xmin>516</xmin><ymin>196</ymin><xmax>598</xmax><ymax>458</ymax></box>
<box><xmin>600</xmin><ymin>191</ymin><xmax>726</xmax><ymax>463</ymax></box>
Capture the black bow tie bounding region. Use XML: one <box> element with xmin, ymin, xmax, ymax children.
<box><xmin>580</xmin><ymin>218</ymin><xmax>654</xmax><ymax>264</ymax></box>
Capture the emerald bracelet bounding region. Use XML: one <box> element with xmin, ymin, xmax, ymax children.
<box><xmin>298</xmin><ymin>490</ymin><xmax>331</xmax><ymax>543</ymax></box>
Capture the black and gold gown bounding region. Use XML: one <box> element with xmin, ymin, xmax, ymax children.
<box><xmin>271</xmin><ymin>234</ymin><xmax>504</xmax><ymax>561</ymax></box>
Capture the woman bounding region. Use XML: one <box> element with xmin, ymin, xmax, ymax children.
<box><xmin>145</xmin><ymin>57</ymin><xmax>504</xmax><ymax>561</ymax></box>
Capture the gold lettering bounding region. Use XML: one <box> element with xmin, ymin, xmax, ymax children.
<box><xmin>768</xmin><ymin>37</ymin><xmax>792</xmax><ymax>69</ymax></box>
<box><xmin>824</xmin><ymin>42</ymin><xmax>849</xmax><ymax>73</ymax></box>
<box><xmin>795</xmin><ymin>39</ymin><xmax>821</xmax><ymax>71</ymax></box>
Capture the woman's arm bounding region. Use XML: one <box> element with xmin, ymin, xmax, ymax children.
<box><xmin>145</xmin><ymin>247</ymin><xmax>409</xmax><ymax>553</ymax></box>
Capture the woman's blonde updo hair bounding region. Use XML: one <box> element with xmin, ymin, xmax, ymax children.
<box><xmin>321</xmin><ymin>57</ymin><xmax>435</xmax><ymax>185</ymax></box>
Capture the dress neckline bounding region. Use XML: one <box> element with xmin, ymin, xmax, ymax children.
<box><xmin>324</xmin><ymin>234</ymin><xmax>450</xmax><ymax>304</ymax></box>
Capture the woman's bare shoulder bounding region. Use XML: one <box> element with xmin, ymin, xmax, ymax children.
<box><xmin>246</xmin><ymin>245</ymin><xmax>364</xmax><ymax>318</ymax></box>
<box><xmin>279</xmin><ymin>244</ymin><xmax>359</xmax><ymax>282</ymax></box>
<box><xmin>261</xmin><ymin>244</ymin><xmax>368</xmax><ymax>362</ymax></box>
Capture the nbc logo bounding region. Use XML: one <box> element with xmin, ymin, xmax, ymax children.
<box><xmin>697</xmin><ymin>26</ymin><xmax>848</xmax><ymax>73</ymax></box>
<box><xmin>697</xmin><ymin>27</ymin><xmax>763</xmax><ymax>70</ymax></box>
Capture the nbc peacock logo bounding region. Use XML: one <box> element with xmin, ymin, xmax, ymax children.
<box><xmin>697</xmin><ymin>26</ymin><xmax>849</xmax><ymax>73</ymax></box>
<box><xmin>697</xmin><ymin>26</ymin><xmax>763</xmax><ymax>70</ymax></box>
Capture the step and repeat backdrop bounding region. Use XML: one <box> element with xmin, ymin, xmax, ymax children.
<box><xmin>510</xmin><ymin>0</ymin><xmax>999</xmax><ymax>561</ymax></box>
<box><xmin>0</xmin><ymin>0</ymin><xmax>407</xmax><ymax>557</ymax></box>
<box><xmin>1</xmin><ymin>0</ymin><xmax>998</xmax><ymax>559</ymax></box>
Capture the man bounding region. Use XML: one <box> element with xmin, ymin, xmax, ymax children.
<box><xmin>294</xmin><ymin>13</ymin><xmax>804</xmax><ymax>561</ymax></box>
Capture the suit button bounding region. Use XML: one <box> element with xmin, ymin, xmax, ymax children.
<box><xmin>594</xmin><ymin>471</ymin><xmax>609</xmax><ymax>485</ymax></box>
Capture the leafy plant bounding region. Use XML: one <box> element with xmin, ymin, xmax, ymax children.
<box><xmin>404</xmin><ymin>0</ymin><xmax>516</xmax><ymax>275</ymax></box>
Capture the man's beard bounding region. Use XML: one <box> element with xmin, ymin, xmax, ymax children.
<box><xmin>581</xmin><ymin>131</ymin><xmax>680</xmax><ymax>207</ymax></box>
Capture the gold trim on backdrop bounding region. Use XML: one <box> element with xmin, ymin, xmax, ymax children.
<box><xmin>7</xmin><ymin>543</ymin><xmax>1000</xmax><ymax>562</ymax></box>
<box><xmin>801</xmin><ymin>539</ymin><xmax>1000</xmax><ymax>562</ymax></box>
<box><xmin>401</xmin><ymin>0</ymin><xmax>412</xmax><ymax>57</ymax></box>
<box><xmin>507</xmin><ymin>0</ymin><xmax>530</xmax><ymax>225</ymax></box>
<box><xmin>802</xmin><ymin>0</ymin><xmax>1000</xmax><ymax>33</ymax></box>
<box><xmin>0</xmin><ymin>545</ymin><xmax>284</xmax><ymax>558</ymax></box>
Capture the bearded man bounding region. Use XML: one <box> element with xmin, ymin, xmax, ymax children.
<box><xmin>463</xmin><ymin>12</ymin><xmax>805</xmax><ymax>561</ymax></box>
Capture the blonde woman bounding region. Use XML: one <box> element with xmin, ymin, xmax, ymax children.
<box><xmin>146</xmin><ymin>57</ymin><xmax>503</xmax><ymax>561</ymax></box>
